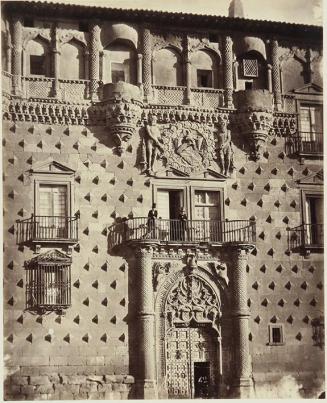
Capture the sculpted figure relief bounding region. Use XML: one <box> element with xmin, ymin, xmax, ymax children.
<box><xmin>142</xmin><ymin>115</ymin><xmax>164</xmax><ymax>174</ymax></box>
<box><xmin>215</xmin><ymin>120</ymin><xmax>234</xmax><ymax>176</ymax></box>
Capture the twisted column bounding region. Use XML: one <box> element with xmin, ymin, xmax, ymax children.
<box><xmin>223</xmin><ymin>36</ymin><xmax>234</xmax><ymax>108</ymax></box>
<box><xmin>89</xmin><ymin>22</ymin><xmax>100</xmax><ymax>100</ymax></box>
<box><xmin>11</xmin><ymin>16</ymin><xmax>23</xmax><ymax>95</ymax></box>
<box><xmin>142</xmin><ymin>28</ymin><xmax>152</xmax><ymax>101</ymax></box>
<box><xmin>229</xmin><ymin>246</ymin><xmax>252</xmax><ymax>398</ymax></box>
<box><xmin>271</xmin><ymin>40</ymin><xmax>282</xmax><ymax>111</ymax></box>
<box><xmin>135</xmin><ymin>246</ymin><xmax>157</xmax><ymax>399</ymax></box>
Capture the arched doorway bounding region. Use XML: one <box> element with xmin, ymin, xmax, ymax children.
<box><xmin>157</xmin><ymin>269</ymin><xmax>225</xmax><ymax>399</ymax></box>
<box><xmin>166</xmin><ymin>325</ymin><xmax>219</xmax><ymax>398</ymax></box>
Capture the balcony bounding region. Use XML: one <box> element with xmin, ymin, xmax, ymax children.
<box><xmin>286</xmin><ymin>132</ymin><xmax>323</xmax><ymax>157</ymax></box>
<box><xmin>108</xmin><ymin>218</ymin><xmax>256</xmax><ymax>249</ymax></box>
<box><xmin>288</xmin><ymin>223</ymin><xmax>323</xmax><ymax>253</ymax></box>
<box><xmin>16</xmin><ymin>215</ymin><xmax>79</xmax><ymax>245</ymax></box>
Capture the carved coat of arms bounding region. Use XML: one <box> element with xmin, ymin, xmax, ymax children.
<box><xmin>160</xmin><ymin>122</ymin><xmax>216</xmax><ymax>175</ymax></box>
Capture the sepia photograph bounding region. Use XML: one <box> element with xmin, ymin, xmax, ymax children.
<box><xmin>2</xmin><ymin>0</ymin><xmax>324</xmax><ymax>399</ymax></box>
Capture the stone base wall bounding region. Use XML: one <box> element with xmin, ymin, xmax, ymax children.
<box><xmin>4</xmin><ymin>369</ymin><xmax>134</xmax><ymax>401</ymax></box>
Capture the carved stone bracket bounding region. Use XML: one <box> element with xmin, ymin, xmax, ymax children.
<box><xmin>57</xmin><ymin>29</ymin><xmax>88</xmax><ymax>49</ymax></box>
<box><xmin>233</xmin><ymin>90</ymin><xmax>273</xmax><ymax>160</ymax></box>
<box><xmin>103</xmin><ymin>82</ymin><xmax>143</xmax><ymax>155</ymax></box>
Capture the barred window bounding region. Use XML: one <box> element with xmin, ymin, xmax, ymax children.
<box><xmin>242</xmin><ymin>59</ymin><xmax>258</xmax><ymax>78</ymax></box>
<box><xmin>25</xmin><ymin>250</ymin><xmax>71</xmax><ymax>314</ymax></box>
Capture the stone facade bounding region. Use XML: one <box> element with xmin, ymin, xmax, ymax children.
<box><xmin>2</xmin><ymin>1</ymin><xmax>324</xmax><ymax>400</ymax></box>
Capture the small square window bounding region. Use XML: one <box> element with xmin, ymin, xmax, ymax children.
<box><xmin>111</xmin><ymin>63</ymin><xmax>125</xmax><ymax>83</ymax></box>
<box><xmin>30</xmin><ymin>55</ymin><xmax>45</xmax><ymax>76</ymax></box>
<box><xmin>269</xmin><ymin>324</ymin><xmax>284</xmax><ymax>345</ymax></box>
<box><xmin>243</xmin><ymin>59</ymin><xmax>258</xmax><ymax>77</ymax></box>
<box><xmin>197</xmin><ymin>69</ymin><xmax>212</xmax><ymax>88</ymax></box>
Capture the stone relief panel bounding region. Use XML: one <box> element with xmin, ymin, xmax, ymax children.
<box><xmin>22</xmin><ymin>27</ymin><xmax>51</xmax><ymax>49</ymax></box>
<box><xmin>188</xmin><ymin>34</ymin><xmax>220</xmax><ymax>55</ymax></box>
<box><xmin>141</xmin><ymin>118</ymin><xmax>234</xmax><ymax>176</ymax></box>
<box><xmin>166</xmin><ymin>273</ymin><xmax>221</xmax><ymax>329</ymax></box>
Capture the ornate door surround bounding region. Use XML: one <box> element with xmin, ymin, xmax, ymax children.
<box><xmin>154</xmin><ymin>263</ymin><xmax>228</xmax><ymax>398</ymax></box>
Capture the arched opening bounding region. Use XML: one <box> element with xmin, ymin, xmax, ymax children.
<box><xmin>60</xmin><ymin>40</ymin><xmax>85</xmax><ymax>80</ymax></box>
<box><xmin>190</xmin><ymin>49</ymin><xmax>220</xmax><ymax>88</ymax></box>
<box><xmin>103</xmin><ymin>39</ymin><xmax>137</xmax><ymax>85</ymax></box>
<box><xmin>281</xmin><ymin>57</ymin><xmax>305</xmax><ymax>93</ymax></box>
<box><xmin>25</xmin><ymin>38</ymin><xmax>50</xmax><ymax>77</ymax></box>
<box><xmin>155</xmin><ymin>268</ymin><xmax>229</xmax><ymax>399</ymax></box>
<box><xmin>237</xmin><ymin>50</ymin><xmax>267</xmax><ymax>90</ymax></box>
<box><xmin>153</xmin><ymin>47</ymin><xmax>182</xmax><ymax>86</ymax></box>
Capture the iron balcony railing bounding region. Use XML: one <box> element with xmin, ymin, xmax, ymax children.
<box><xmin>17</xmin><ymin>215</ymin><xmax>79</xmax><ymax>244</ymax></box>
<box><xmin>26</xmin><ymin>263</ymin><xmax>71</xmax><ymax>311</ymax></box>
<box><xmin>287</xmin><ymin>132</ymin><xmax>323</xmax><ymax>155</ymax></box>
<box><xmin>288</xmin><ymin>223</ymin><xmax>323</xmax><ymax>250</ymax></box>
<box><xmin>109</xmin><ymin>218</ymin><xmax>256</xmax><ymax>248</ymax></box>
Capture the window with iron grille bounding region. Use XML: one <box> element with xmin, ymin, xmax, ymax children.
<box><xmin>242</xmin><ymin>59</ymin><xmax>258</xmax><ymax>78</ymax></box>
<box><xmin>25</xmin><ymin>249</ymin><xmax>71</xmax><ymax>314</ymax></box>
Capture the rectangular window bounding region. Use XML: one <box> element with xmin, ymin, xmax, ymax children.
<box><xmin>243</xmin><ymin>59</ymin><xmax>258</xmax><ymax>78</ymax></box>
<box><xmin>194</xmin><ymin>190</ymin><xmax>221</xmax><ymax>242</ymax></box>
<box><xmin>300</xmin><ymin>105</ymin><xmax>323</xmax><ymax>148</ymax></box>
<box><xmin>26</xmin><ymin>261</ymin><xmax>71</xmax><ymax>313</ymax></box>
<box><xmin>269</xmin><ymin>324</ymin><xmax>284</xmax><ymax>345</ymax></box>
<box><xmin>38</xmin><ymin>185</ymin><xmax>68</xmax><ymax>239</ymax></box>
<box><xmin>111</xmin><ymin>62</ymin><xmax>125</xmax><ymax>83</ymax></box>
<box><xmin>30</xmin><ymin>55</ymin><xmax>45</xmax><ymax>76</ymax></box>
<box><xmin>197</xmin><ymin>70</ymin><xmax>213</xmax><ymax>88</ymax></box>
<box><xmin>304</xmin><ymin>195</ymin><xmax>323</xmax><ymax>246</ymax></box>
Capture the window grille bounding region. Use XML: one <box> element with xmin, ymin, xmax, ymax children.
<box><xmin>25</xmin><ymin>250</ymin><xmax>71</xmax><ymax>314</ymax></box>
<box><xmin>242</xmin><ymin>59</ymin><xmax>258</xmax><ymax>78</ymax></box>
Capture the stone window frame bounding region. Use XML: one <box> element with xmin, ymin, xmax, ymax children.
<box><xmin>268</xmin><ymin>324</ymin><xmax>285</xmax><ymax>346</ymax></box>
<box><xmin>33</xmin><ymin>173</ymin><xmax>74</xmax><ymax>218</ymax></box>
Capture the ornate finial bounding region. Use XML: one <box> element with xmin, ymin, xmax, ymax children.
<box><xmin>228</xmin><ymin>0</ymin><xmax>244</xmax><ymax>18</ymax></box>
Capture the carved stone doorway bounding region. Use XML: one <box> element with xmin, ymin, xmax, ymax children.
<box><xmin>166</xmin><ymin>326</ymin><xmax>219</xmax><ymax>399</ymax></box>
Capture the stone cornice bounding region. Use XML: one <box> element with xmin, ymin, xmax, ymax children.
<box><xmin>2</xmin><ymin>1</ymin><xmax>322</xmax><ymax>42</ymax></box>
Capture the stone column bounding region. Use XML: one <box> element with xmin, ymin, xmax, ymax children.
<box><xmin>142</xmin><ymin>28</ymin><xmax>152</xmax><ymax>102</ymax></box>
<box><xmin>267</xmin><ymin>64</ymin><xmax>272</xmax><ymax>92</ymax></box>
<box><xmin>271</xmin><ymin>40</ymin><xmax>282</xmax><ymax>111</ymax></box>
<box><xmin>223</xmin><ymin>36</ymin><xmax>234</xmax><ymax>108</ymax></box>
<box><xmin>229</xmin><ymin>246</ymin><xmax>252</xmax><ymax>398</ymax></box>
<box><xmin>89</xmin><ymin>22</ymin><xmax>100</xmax><ymax>100</ymax></box>
<box><xmin>52</xmin><ymin>48</ymin><xmax>61</xmax><ymax>98</ymax></box>
<box><xmin>135</xmin><ymin>247</ymin><xmax>157</xmax><ymax>399</ymax></box>
<box><xmin>137</xmin><ymin>53</ymin><xmax>143</xmax><ymax>86</ymax></box>
<box><xmin>11</xmin><ymin>16</ymin><xmax>23</xmax><ymax>95</ymax></box>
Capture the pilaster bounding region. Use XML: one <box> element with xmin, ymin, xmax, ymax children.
<box><xmin>135</xmin><ymin>246</ymin><xmax>157</xmax><ymax>399</ymax></box>
<box><xmin>223</xmin><ymin>36</ymin><xmax>234</xmax><ymax>108</ymax></box>
<box><xmin>11</xmin><ymin>16</ymin><xmax>23</xmax><ymax>95</ymax></box>
<box><xmin>142</xmin><ymin>28</ymin><xmax>152</xmax><ymax>102</ymax></box>
<box><xmin>228</xmin><ymin>245</ymin><xmax>253</xmax><ymax>398</ymax></box>
<box><xmin>271</xmin><ymin>40</ymin><xmax>282</xmax><ymax>111</ymax></box>
<box><xmin>89</xmin><ymin>22</ymin><xmax>100</xmax><ymax>100</ymax></box>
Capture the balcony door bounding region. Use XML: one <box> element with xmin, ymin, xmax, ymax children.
<box><xmin>305</xmin><ymin>196</ymin><xmax>323</xmax><ymax>245</ymax></box>
<box><xmin>194</xmin><ymin>191</ymin><xmax>221</xmax><ymax>242</ymax></box>
<box><xmin>156</xmin><ymin>189</ymin><xmax>184</xmax><ymax>241</ymax></box>
<box><xmin>38</xmin><ymin>185</ymin><xmax>68</xmax><ymax>239</ymax></box>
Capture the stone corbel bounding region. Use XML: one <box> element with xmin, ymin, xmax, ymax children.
<box><xmin>234</xmin><ymin>90</ymin><xmax>274</xmax><ymax>160</ymax></box>
<box><xmin>103</xmin><ymin>82</ymin><xmax>143</xmax><ymax>155</ymax></box>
